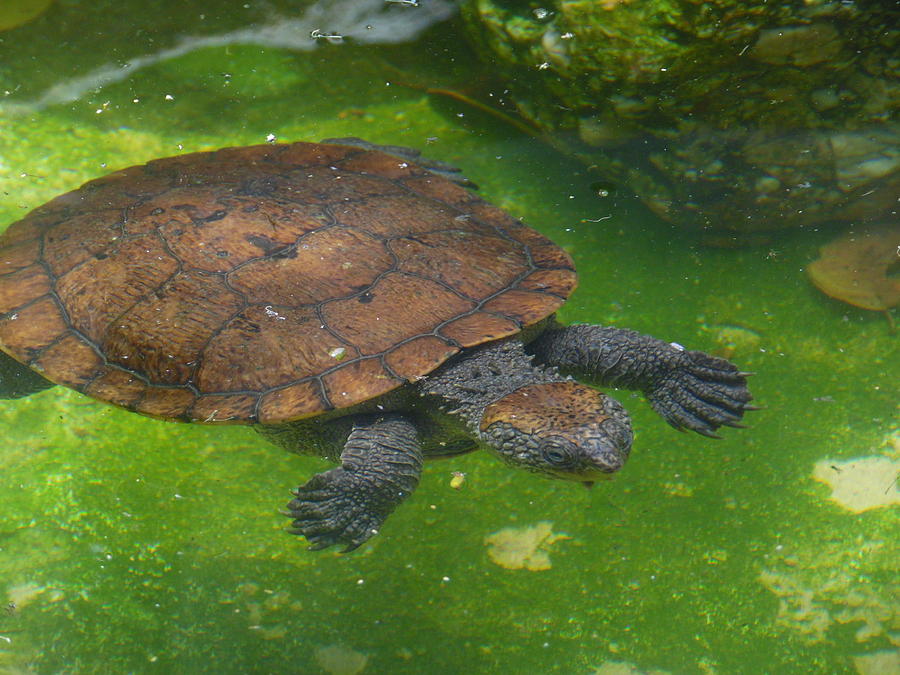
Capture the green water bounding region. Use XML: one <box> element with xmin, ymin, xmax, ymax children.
<box><xmin>0</xmin><ymin>2</ymin><xmax>897</xmax><ymax>674</ymax></box>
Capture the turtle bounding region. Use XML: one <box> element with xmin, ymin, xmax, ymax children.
<box><xmin>0</xmin><ymin>138</ymin><xmax>753</xmax><ymax>551</ymax></box>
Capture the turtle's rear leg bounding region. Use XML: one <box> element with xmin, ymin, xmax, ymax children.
<box><xmin>286</xmin><ymin>414</ymin><xmax>422</xmax><ymax>552</ymax></box>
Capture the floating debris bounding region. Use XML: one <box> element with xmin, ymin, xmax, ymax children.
<box><xmin>812</xmin><ymin>456</ymin><xmax>900</xmax><ymax>514</ymax></box>
<box><xmin>484</xmin><ymin>521</ymin><xmax>569</xmax><ymax>571</ymax></box>
<box><xmin>807</xmin><ymin>223</ymin><xmax>900</xmax><ymax>331</ymax></box>
<box><xmin>314</xmin><ymin>644</ymin><xmax>368</xmax><ymax>675</ymax></box>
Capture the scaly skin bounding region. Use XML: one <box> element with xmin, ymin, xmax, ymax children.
<box><xmin>420</xmin><ymin>338</ymin><xmax>633</xmax><ymax>481</ymax></box>
<box><xmin>286</xmin><ymin>414</ymin><xmax>422</xmax><ymax>552</ymax></box>
<box><xmin>528</xmin><ymin>324</ymin><xmax>753</xmax><ymax>437</ymax></box>
<box><xmin>280</xmin><ymin>326</ymin><xmax>751</xmax><ymax>551</ymax></box>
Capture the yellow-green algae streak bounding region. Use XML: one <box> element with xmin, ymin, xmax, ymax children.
<box><xmin>0</xmin><ymin>2</ymin><xmax>897</xmax><ymax>673</ymax></box>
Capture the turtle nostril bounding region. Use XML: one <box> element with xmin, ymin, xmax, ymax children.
<box><xmin>587</xmin><ymin>436</ymin><xmax>629</xmax><ymax>474</ymax></box>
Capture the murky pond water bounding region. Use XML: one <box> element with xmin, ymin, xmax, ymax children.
<box><xmin>0</xmin><ymin>2</ymin><xmax>896</xmax><ymax>674</ymax></box>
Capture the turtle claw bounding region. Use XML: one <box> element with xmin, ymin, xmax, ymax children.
<box><xmin>285</xmin><ymin>467</ymin><xmax>385</xmax><ymax>552</ymax></box>
<box><xmin>649</xmin><ymin>349</ymin><xmax>754</xmax><ymax>436</ymax></box>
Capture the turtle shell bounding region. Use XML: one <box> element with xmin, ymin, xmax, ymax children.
<box><xmin>0</xmin><ymin>141</ymin><xmax>576</xmax><ymax>424</ymax></box>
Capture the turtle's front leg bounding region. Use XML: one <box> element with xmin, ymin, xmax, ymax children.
<box><xmin>286</xmin><ymin>414</ymin><xmax>422</xmax><ymax>552</ymax></box>
<box><xmin>528</xmin><ymin>325</ymin><xmax>754</xmax><ymax>437</ymax></box>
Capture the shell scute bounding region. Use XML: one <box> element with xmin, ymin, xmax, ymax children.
<box><xmin>0</xmin><ymin>141</ymin><xmax>576</xmax><ymax>423</ymax></box>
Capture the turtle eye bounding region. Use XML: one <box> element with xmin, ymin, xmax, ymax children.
<box><xmin>541</xmin><ymin>443</ymin><xmax>571</xmax><ymax>467</ymax></box>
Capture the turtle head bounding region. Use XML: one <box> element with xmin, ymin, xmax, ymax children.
<box><xmin>479</xmin><ymin>381</ymin><xmax>632</xmax><ymax>483</ymax></box>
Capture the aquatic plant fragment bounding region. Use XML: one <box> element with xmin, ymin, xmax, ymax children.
<box><xmin>807</xmin><ymin>223</ymin><xmax>900</xmax><ymax>330</ymax></box>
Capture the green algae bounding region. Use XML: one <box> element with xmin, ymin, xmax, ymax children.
<box><xmin>0</xmin><ymin>3</ymin><xmax>897</xmax><ymax>674</ymax></box>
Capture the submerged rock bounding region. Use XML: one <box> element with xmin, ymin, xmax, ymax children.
<box><xmin>461</xmin><ymin>0</ymin><xmax>899</xmax><ymax>232</ymax></box>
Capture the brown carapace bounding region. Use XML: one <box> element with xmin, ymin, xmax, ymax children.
<box><xmin>0</xmin><ymin>142</ymin><xmax>577</xmax><ymax>424</ymax></box>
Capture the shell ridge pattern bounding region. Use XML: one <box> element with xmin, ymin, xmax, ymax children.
<box><xmin>0</xmin><ymin>213</ymin><xmax>89</xmax><ymax>372</ymax></box>
<box><xmin>387</xmin><ymin>176</ymin><xmax>522</xmax><ymax>244</ymax></box>
<box><xmin>368</xmin><ymin>176</ymin><xmax>575</xmax><ymax>286</ymax></box>
<box><xmin>388</xmin><ymin>176</ymin><xmax>577</xmax><ymax>279</ymax></box>
<box><xmin>92</xmin><ymin>229</ymin><xmax>185</xmax><ymax>347</ymax></box>
<box><xmin>183</xmin><ymin>295</ymin><xmax>250</xmax><ymax>391</ymax></box>
<box><xmin>33</xmin><ymin>184</ymin><xmax>183</xmax><ymax>372</ymax></box>
<box><xmin>86</xmin><ymin>363</ymin><xmax>205</xmax><ymax>422</ymax></box>
<box><xmin>221</xmin><ymin>221</ymin><xmax>339</xmax><ymax>279</ymax></box>
<box><xmin>32</xmin><ymin>294</ymin><xmax>119</xmax><ymax>389</ymax></box>
<box><xmin>247</xmin><ymin>373</ymin><xmax>329</xmax><ymax>422</ymax></box>
<box><xmin>0</xmin><ymin>228</ymin><xmax>56</xmax><ymax>323</ymax></box>
<box><xmin>21</xmin><ymin>293</ymin><xmax>71</xmax><ymax>364</ymax></box>
<box><xmin>254</xmin><ymin>353</ymin><xmax>403</xmax><ymax>414</ymax></box>
<box><xmin>33</xmin><ymin>218</ymin><xmax>118</xmax><ymax>376</ymax></box>
<box><xmin>0</xmin><ymin>142</ymin><xmax>575</xmax><ymax>423</ymax></box>
<box><xmin>325</xmin><ymin>161</ymin><xmax>573</xmax><ymax>298</ymax></box>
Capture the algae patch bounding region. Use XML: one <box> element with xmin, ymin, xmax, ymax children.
<box><xmin>484</xmin><ymin>521</ymin><xmax>570</xmax><ymax>570</ymax></box>
<box><xmin>314</xmin><ymin>644</ymin><xmax>368</xmax><ymax>675</ymax></box>
<box><xmin>757</xmin><ymin>538</ymin><xmax>897</xmax><ymax>644</ymax></box>
<box><xmin>853</xmin><ymin>649</ymin><xmax>900</xmax><ymax>675</ymax></box>
<box><xmin>812</xmin><ymin>456</ymin><xmax>900</xmax><ymax>514</ymax></box>
<box><xmin>591</xmin><ymin>660</ymin><xmax>671</xmax><ymax>675</ymax></box>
